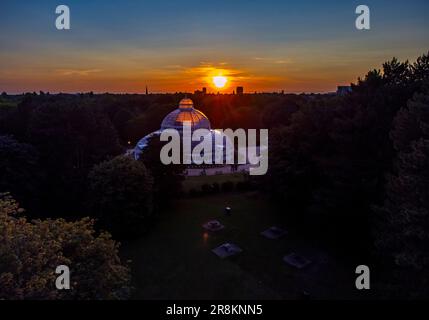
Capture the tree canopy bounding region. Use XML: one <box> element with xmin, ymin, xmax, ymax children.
<box><xmin>0</xmin><ymin>193</ymin><xmax>131</xmax><ymax>300</ymax></box>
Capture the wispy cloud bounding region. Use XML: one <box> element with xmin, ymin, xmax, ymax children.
<box><xmin>253</xmin><ymin>57</ymin><xmax>292</xmax><ymax>64</ymax></box>
<box><xmin>162</xmin><ymin>64</ymin><xmax>185</xmax><ymax>70</ymax></box>
<box><xmin>55</xmin><ymin>69</ymin><xmax>103</xmax><ymax>76</ymax></box>
<box><xmin>274</xmin><ymin>60</ymin><xmax>290</xmax><ymax>64</ymax></box>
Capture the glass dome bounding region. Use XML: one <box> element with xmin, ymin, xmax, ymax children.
<box><xmin>161</xmin><ymin>98</ymin><xmax>211</xmax><ymax>131</ymax></box>
<box><xmin>134</xmin><ymin>98</ymin><xmax>233</xmax><ymax>163</ymax></box>
<box><xmin>178</xmin><ymin>98</ymin><xmax>194</xmax><ymax>109</ymax></box>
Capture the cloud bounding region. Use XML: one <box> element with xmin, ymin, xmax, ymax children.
<box><xmin>252</xmin><ymin>57</ymin><xmax>292</xmax><ymax>64</ymax></box>
<box><xmin>55</xmin><ymin>69</ymin><xmax>103</xmax><ymax>76</ymax></box>
<box><xmin>162</xmin><ymin>64</ymin><xmax>185</xmax><ymax>70</ymax></box>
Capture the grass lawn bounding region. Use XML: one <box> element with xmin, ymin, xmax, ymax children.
<box><xmin>182</xmin><ymin>173</ymin><xmax>245</xmax><ymax>193</ymax></box>
<box><xmin>122</xmin><ymin>192</ymin><xmax>358</xmax><ymax>300</ymax></box>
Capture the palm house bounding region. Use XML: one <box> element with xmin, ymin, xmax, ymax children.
<box><xmin>134</xmin><ymin>98</ymin><xmax>233</xmax><ymax>163</ymax></box>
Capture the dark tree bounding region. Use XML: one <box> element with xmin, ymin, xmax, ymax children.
<box><xmin>0</xmin><ymin>136</ymin><xmax>42</xmax><ymax>211</ymax></box>
<box><xmin>0</xmin><ymin>193</ymin><xmax>131</xmax><ymax>300</ymax></box>
<box><xmin>412</xmin><ymin>52</ymin><xmax>429</xmax><ymax>84</ymax></box>
<box><xmin>374</xmin><ymin>91</ymin><xmax>429</xmax><ymax>297</ymax></box>
<box><xmin>20</xmin><ymin>98</ymin><xmax>123</xmax><ymax>216</ymax></box>
<box><xmin>140</xmin><ymin>135</ymin><xmax>185</xmax><ymax>209</ymax></box>
<box><xmin>88</xmin><ymin>156</ymin><xmax>154</xmax><ymax>238</ymax></box>
<box><xmin>265</xmin><ymin>101</ymin><xmax>333</xmax><ymax>213</ymax></box>
<box><xmin>264</xmin><ymin>53</ymin><xmax>429</xmax><ymax>259</ymax></box>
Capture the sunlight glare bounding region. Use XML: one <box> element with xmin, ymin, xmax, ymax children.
<box><xmin>213</xmin><ymin>76</ymin><xmax>228</xmax><ymax>88</ymax></box>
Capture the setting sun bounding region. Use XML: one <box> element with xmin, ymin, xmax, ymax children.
<box><xmin>213</xmin><ymin>76</ymin><xmax>228</xmax><ymax>88</ymax></box>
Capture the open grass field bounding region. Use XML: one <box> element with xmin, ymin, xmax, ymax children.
<box><xmin>122</xmin><ymin>191</ymin><xmax>359</xmax><ymax>300</ymax></box>
<box><xmin>182</xmin><ymin>173</ymin><xmax>246</xmax><ymax>193</ymax></box>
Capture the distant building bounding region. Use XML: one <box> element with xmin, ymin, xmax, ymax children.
<box><xmin>236</xmin><ymin>86</ymin><xmax>244</xmax><ymax>95</ymax></box>
<box><xmin>337</xmin><ymin>86</ymin><xmax>352</xmax><ymax>96</ymax></box>
<box><xmin>194</xmin><ymin>87</ymin><xmax>207</xmax><ymax>95</ymax></box>
<box><xmin>145</xmin><ymin>86</ymin><xmax>149</xmax><ymax>95</ymax></box>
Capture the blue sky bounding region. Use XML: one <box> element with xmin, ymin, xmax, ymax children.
<box><xmin>1</xmin><ymin>0</ymin><xmax>428</xmax><ymax>93</ymax></box>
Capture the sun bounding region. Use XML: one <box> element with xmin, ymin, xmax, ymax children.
<box><xmin>213</xmin><ymin>76</ymin><xmax>228</xmax><ymax>88</ymax></box>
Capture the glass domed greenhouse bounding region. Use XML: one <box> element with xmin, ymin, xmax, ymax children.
<box><xmin>134</xmin><ymin>98</ymin><xmax>233</xmax><ymax>163</ymax></box>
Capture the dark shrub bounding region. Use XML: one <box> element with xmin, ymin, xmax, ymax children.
<box><xmin>189</xmin><ymin>188</ymin><xmax>200</xmax><ymax>197</ymax></box>
<box><xmin>221</xmin><ymin>181</ymin><xmax>234</xmax><ymax>192</ymax></box>
<box><xmin>212</xmin><ymin>182</ymin><xmax>220</xmax><ymax>193</ymax></box>
<box><xmin>201</xmin><ymin>183</ymin><xmax>213</xmax><ymax>194</ymax></box>
<box><xmin>236</xmin><ymin>180</ymin><xmax>252</xmax><ymax>192</ymax></box>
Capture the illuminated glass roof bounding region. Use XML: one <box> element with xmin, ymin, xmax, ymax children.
<box><xmin>134</xmin><ymin>99</ymin><xmax>234</xmax><ymax>162</ymax></box>
<box><xmin>178</xmin><ymin>98</ymin><xmax>194</xmax><ymax>109</ymax></box>
<box><xmin>161</xmin><ymin>98</ymin><xmax>211</xmax><ymax>130</ymax></box>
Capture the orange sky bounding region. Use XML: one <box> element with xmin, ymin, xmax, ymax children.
<box><xmin>1</xmin><ymin>1</ymin><xmax>428</xmax><ymax>94</ymax></box>
<box><xmin>2</xmin><ymin>45</ymin><xmax>427</xmax><ymax>94</ymax></box>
